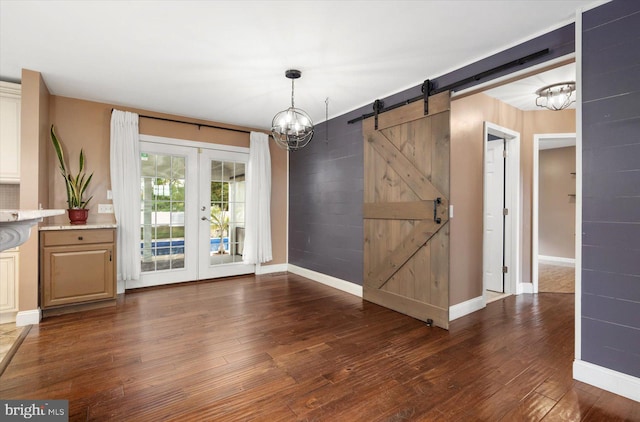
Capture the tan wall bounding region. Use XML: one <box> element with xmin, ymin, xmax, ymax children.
<box><xmin>450</xmin><ymin>93</ymin><xmax>522</xmax><ymax>304</ymax></box>
<box><xmin>46</xmin><ymin>96</ymin><xmax>287</xmax><ymax>264</ymax></box>
<box><xmin>522</xmin><ymin>110</ymin><xmax>576</xmax><ymax>273</ymax></box>
<box><xmin>539</xmin><ymin>146</ymin><xmax>576</xmax><ymax>258</ymax></box>
<box><xmin>450</xmin><ymin>93</ymin><xmax>575</xmax><ymax>305</ymax></box>
<box><xmin>19</xmin><ymin>69</ymin><xmax>50</xmax><ymax>313</ymax></box>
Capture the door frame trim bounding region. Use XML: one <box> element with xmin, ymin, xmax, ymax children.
<box><xmin>532</xmin><ymin>132</ymin><xmax>576</xmax><ymax>294</ymax></box>
<box><xmin>482</xmin><ymin>122</ymin><xmax>521</xmax><ymax>305</ymax></box>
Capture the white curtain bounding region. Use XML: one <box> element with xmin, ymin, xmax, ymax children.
<box><xmin>110</xmin><ymin>109</ymin><xmax>141</xmax><ymax>284</ymax></box>
<box><xmin>243</xmin><ymin>132</ymin><xmax>272</xmax><ymax>264</ymax></box>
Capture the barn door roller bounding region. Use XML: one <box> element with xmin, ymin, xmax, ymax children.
<box><xmin>422</xmin><ymin>79</ymin><xmax>433</xmax><ymax>115</ymax></box>
<box><xmin>373</xmin><ymin>99</ymin><xmax>384</xmax><ymax>130</ymax></box>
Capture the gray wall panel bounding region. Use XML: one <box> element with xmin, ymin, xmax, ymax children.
<box><xmin>582</xmin><ymin>10</ymin><xmax>640</xmax><ymax>52</ymax></box>
<box><xmin>583</xmin><ymin>1</ymin><xmax>640</xmax><ymax>28</ymax></box>
<box><xmin>582</xmin><ymin>118</ymin><xmax>640</xmax><ymax>150</ymax></box>
<box><xmin>583</xmin><ymin>144</ymin><xmax>640</xmax><ymax>173</ymax></box>
<box><xmin>583</xmin><ymin>64</ymin><xmax>640</xmax><ymax>104</ymax></box>
<box><xmin>582</xmin><ymin>318</ymin><xmax>640</xmax><ymax>378</ymax></box>
<box><xmin>583</xmin><ymin>196</ymin><xmax>640</xmax><ymax>223</ymax></box>
<box><xmin>581</xmin><ymin>0</ymin><xmax>640</xmax><ymax>378</ymax></box>
<box><xmin>583</xmin><ymin>91</ymin><xmax>640</xmax><ymax>123</ymax></box>
<box><xmin>583</xmin><ymin>244</ymin><xmax>640</xmax><ymax>275</ymax></box>
<box><xmin>583</xmin><ymin>269</ymin><xmax>640</xmax><ymax>301</ymax></box>
<box><xmin>583</xmin><ymin>293</ymin><xmax>640</xmax><ymax>328</ymax></box>
<box><xmin>583</xmin><ymin>169</ymin><xmax>640</xmax><ymax>198</ymax></box>
<box><xmin>583</xmin><ymin>222</ymin><xmax>640</xmax><ymax>249</ymax></box>
<box><xmin>289</xmin><ymin>115</ymin><xmax>366</xmax><ymax>284</ymax></box>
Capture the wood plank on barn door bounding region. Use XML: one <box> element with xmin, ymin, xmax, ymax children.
<box><xmin>363</xmin><ymin>91</ymin><xmax>450</xmax><ymax>329</ymax></box>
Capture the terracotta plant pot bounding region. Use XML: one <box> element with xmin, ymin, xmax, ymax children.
<box><xmin>68</xmin><ymin>209</ymin><xmax>89</xmax><ymax>225</ymax></box>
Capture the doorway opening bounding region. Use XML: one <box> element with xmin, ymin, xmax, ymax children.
<box><xmin>482</xmin><ymin>122</ymin><xmax>521</xmax><ymax>305</ymax></box>
<box><xmin>532</xmin><ymin>133</ymin><xmax>577</xmax><ymax>294</ymax></box>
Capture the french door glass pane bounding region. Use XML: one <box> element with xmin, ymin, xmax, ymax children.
<box><xmin>141</xmin><ymin>153</ymin><xmax>186</xmax><ymax>272</ymax></box>
<box><xmin>208</xmin><ymin>160</ymin><xmax>245</xmax><ymax>266</ymax></box>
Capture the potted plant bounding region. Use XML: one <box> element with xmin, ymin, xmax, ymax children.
<box><xmin>50</xmin><ymin>125</ymin><xmax>93</xmax><ymax>225</ymax></box>
<box><xmin>211</xmin><ymin>206</ymin><xmax>229</xmax><ymax>254</ymax></box>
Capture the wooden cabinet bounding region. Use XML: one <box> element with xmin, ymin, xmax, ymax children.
<box><xmin>0</xmin><ymin>81</ymin><xmax>21</xmax><ymax>184</ymax></box>
<box><xmin>40</xmin><ymin>228</ymin><xmax>116</xmax><ymax>311</ymax></box>
<box><xmin>0</xmin><ymin>248</ymin><xmax>19</xmax><ymax>323</ymax></box>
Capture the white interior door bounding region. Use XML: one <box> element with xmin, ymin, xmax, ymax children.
<box><xmin>484</xmin><ymin>138</ymin><xmax>505</xmax><ymax>293</ymax></box>
<box><xmin>198</xmin><ymin>149</ymin><xmax>254</xmax><ymax>279</ymax></box>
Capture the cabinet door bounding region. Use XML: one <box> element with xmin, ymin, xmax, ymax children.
<box><xmin>0</xmin><ymin>87</ymin><xmax>21</xmax><ymax>183</ymax></box>
<box><xmin>0</xmin><ymin>251</ymin><xmax>19</xmax><ymax>316</ymax></box>
<box><xmin>42</xmin><ymin>244</ymin><xmax>115</xmax><ymax>308</ymax></box>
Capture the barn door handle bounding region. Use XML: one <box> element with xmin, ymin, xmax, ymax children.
<box><xmin>433</xmin><ymin>197</ymin><xmax>442</xmax><ymax>224</ymax></box>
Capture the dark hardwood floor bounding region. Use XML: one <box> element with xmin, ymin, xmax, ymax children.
<box><xmin>1</xmin><ymin>273</ymin><xmax>638</xmax><ymax>421</ymax></box>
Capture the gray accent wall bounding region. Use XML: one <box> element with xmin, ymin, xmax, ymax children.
<box><xmin>289</xmin><ymin>25</ymin><xmax>575</xmax><ymax>286</ymax></box>
<box><xmin>581</xmin><ymin>0</ymin><xmax>640</xmax><ymax>378</ymax></box>
<box><xmin>288</xmin><ymin>111</ymin><xmax>366</xmax><ymax>284</ymax></box>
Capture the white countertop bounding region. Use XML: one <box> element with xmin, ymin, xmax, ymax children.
<box><xmin>0</xmin><ymin>209</ymin><xmax>67</xmax><ymax>251</ymax></box>
<box><xmin>40</xmin><ymin>223</ymin><xmax>117</xmax><ymax>231</ymax></box>
<box><xmin>0</xmin><ymin>209</ymin><xmax>66</xmax><ymax>222</ymax></box>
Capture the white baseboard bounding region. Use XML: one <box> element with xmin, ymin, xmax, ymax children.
<box><xmin>449</xmin><ymin>296</ymin><xmax>484</xmax><ymax>321</ymax></box>
<box><xmin>117</xmin><ymin>280</ymin><xmax>125</xmax><ymax>294</ymax></box>
<box><xmin>16</xmin><ymin>309</ymin><xmax>41</xmax><ymax>326</ymax></box>
<box><xmin>287</xmin><ymin>264</ymin><xmax>363</xmax><ymax>298</ymax></box>
<box><xmin>539</xmin><ymin>255</ymin><xmax>575</xmax><ymax>267</ymax></box>
<box><xmin>519</xmin><ymin>282</ymin><xmax>534</xmax><ymax>294</ymax></box>
<box><xmin>574</xmin><ymin>359</ymin><xmax>640</xmax><ymax>402</ymax></box>
<box><xmin>256</xmin><ymin>263</ymin><xmax>288</xmax><ymax>275</ymax></box>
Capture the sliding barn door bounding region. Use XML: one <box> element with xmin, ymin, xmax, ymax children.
<box><xmin>363</xmin><ymin>92</ymin><xmax>450</xmax><ymax>329</ymax></box>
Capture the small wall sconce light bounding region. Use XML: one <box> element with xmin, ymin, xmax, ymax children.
<box><xmin>535</xmin><ymin>81</ymin><xmax>576</xmax><ymax>111</ymax></box>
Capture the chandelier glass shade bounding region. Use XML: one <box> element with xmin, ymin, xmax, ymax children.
<box><xmin>535</xmin><ymin>81</ymin><xmax>576</xmax><ymax>111</ymax></box>
<box><xmin>271</xmin><ymin>69</ymin><xmax>314</xmax><ymax>151</ymax></box>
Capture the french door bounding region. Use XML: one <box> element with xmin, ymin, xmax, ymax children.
<box><xmin>132</xmin><ymin>138</ymin><xmax>253</xmax><ymax>289</ymax></box>
<box><xmin>198</xmin><ymin>149</ymin><xmax>254</xmax><ymax>279</ymax></box>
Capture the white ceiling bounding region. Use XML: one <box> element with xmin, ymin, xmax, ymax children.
<box><xmin>0</xmin><ymin>1</ymin><xmax>593</xmax><ymax>130</ymax></box>
<box><xmin>483</xmin><ymin>62</ymin><xmax>576</xmax><ymax>111</ymax></box>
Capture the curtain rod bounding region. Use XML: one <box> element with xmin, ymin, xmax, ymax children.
<box><xmin>111</xmin><ymin>108</ymin><xmax>266</xmax><ymax>136</ymax></box>
<box><xmin>139</xmin><ymin>114</ymin><xmax>251</xmax><ymax>134</ymax></box>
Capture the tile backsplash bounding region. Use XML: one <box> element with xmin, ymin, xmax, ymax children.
<box><xmin>0</xmin><ymin>184</ymin><xmax>20</xmax><ymax>209</ymax></box>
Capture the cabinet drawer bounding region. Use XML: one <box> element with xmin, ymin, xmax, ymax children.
<box><xmin>41</xmin><ymin>229</ymin><xmax>114</xmax><ymax>246</ymax></box>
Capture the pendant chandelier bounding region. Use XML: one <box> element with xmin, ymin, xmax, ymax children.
<box><xmin>271</xmin><ymin>69</ymin><xmax>314</xmax><ymax>151</ymax></box>
<box><xmin>535</xmin><ymin>81</ymin><xmax>576</xmax><ymax>111</ymax></box>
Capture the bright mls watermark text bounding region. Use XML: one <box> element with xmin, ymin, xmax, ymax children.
<box><xmin>1</xmin><ymin>400</ymin><xmax>68</xmax><ymax>421</ymax></box>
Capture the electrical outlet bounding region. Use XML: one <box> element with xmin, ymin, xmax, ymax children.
<box><xmin>107</xmin><ymin>190</ymin><xmax>112</xmax><ymax>200</ymax></box>
<box><xmin>98</xmin><ymin>204</ymin><xmax>114</xmax><ymax>214</ymax></box>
